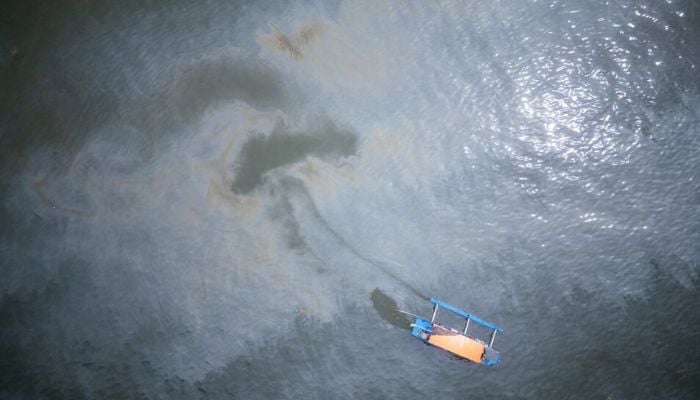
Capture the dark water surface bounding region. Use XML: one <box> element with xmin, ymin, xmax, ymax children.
<box><xmin>1</xmin><ymin>1</ymin><xmax>699</xmax><ymax>398</ymax></box>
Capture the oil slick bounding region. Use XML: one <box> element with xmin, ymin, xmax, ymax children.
<box><xmin>231</xmin><ymin>119</ymin><xmax>358</xmax><ymax>195</ymax></box>
<box><xmin>259</xmin><ymin>22</ymin><xmax>325</xmax><ymax>61</ymax></box>
<box><xmin>370</xmin><ymin>288</ymin><xmax>411</xmax><ymax>329</ymax></box>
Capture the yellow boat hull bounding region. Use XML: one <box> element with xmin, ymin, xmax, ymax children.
<box><xmin>428</xmin><ymin>333</ymin><xmax>486</xmax><ymax>363</ymax></box>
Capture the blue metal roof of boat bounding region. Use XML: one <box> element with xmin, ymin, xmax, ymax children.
<box><xmin>430</xmin><ymin>298</ymin><xmax>503</xmax><ymax>333</ymax></box>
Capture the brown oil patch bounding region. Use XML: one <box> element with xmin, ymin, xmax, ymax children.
<box><xmin>114</xmin><ymin>120</ymin><xmax>236</xmax><ymax>191</ymax></box>
<box><xmin>207</xmin><ymin>180</ymin><xmax>262</xmax><ymax>216</ymax></box>
<box><xmin>204</xmin><ymin>110</ymin><xmax>283</xmax><ymax>216</ymax></box>
<box><xmin>293</xmin><ymin>158</ymin><xmax>323</xmax><ymax>182</ymax></box>
<box><xmin>290</xmin><ymin>158</ymin><xmax>360</xmax><ymax>199</ymax></box>
<box><xmin>112</xmin><ymin>111</ymin><xmax>276</xmax><ymax>219</ymax></box>
<box><xmin>259</xmin><ymin>22</ymin><xmax>325</xmax><ymax>61</ymax></box>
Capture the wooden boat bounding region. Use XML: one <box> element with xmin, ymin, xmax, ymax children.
<box><xmin>409</xmin><ymin>298</ymin><xmax>503</xmax><ymax>366</ymax></box>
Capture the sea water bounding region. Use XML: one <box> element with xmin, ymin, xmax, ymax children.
<box><xmin>1</xmin><ymin>1</ymin><xmax>699</xmax><ymax>398</ymax></box>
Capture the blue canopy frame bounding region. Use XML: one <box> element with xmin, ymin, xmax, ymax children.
<box><xmin>430</xmin><ymin>297</ymin><xmax>503</xmax><ymax>349</ymax></box>
<box><xmin>430</xmin><ymin>298</ymin><xmax>503</xmax><ymax>333</ymax></box>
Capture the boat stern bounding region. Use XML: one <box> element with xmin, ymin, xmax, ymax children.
<box><xmin>482</xmin><ymin>346</ymin><xmax>501</xmax><ymax>366</ymax></box>
<box><xmin>410</xmin><ymin>317</ymin><xmax>432</xmax><ymax>341</ymax></box>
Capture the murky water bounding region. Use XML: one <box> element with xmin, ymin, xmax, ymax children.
<box><xmin>1</xmin><ymin>0</ymin><xmax>699</xmax><ymax>398</ymax></box>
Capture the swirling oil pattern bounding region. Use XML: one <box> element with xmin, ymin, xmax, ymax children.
<box><xmin>1</xmin><ymin>1</ymin><xmax>699</xmax><ymax>398</ymax></box>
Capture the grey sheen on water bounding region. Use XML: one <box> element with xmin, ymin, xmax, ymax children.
<box><xmin>1</xmin><ymin>0</ymin><xmax>699</xmax><ymax>399</ymax></box>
